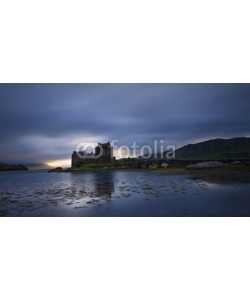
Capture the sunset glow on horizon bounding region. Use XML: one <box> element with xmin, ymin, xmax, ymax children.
<box><xmin>46</xmin><ymin>159</ymin><xmax>71</xmax><ymax>168</ymax></box>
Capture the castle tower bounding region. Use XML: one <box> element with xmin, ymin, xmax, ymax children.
<box><xmin>71</xmin><ymin>142</ymin><xmax>114</xmax><ymax>168</ymax></box>
<box><xmin>95</xmin><ymin>142</ymin><xmax>113</xmax><ymax>162</ymax></box>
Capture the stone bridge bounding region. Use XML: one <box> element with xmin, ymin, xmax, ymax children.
<box><xmin>129</xmin><ymin>158</ymin><xmax>250</xmax><ymax>169</ymax></box>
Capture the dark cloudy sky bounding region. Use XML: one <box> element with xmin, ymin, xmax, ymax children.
<box><xmin>0</xmin><ymin>83</ymin><xmax>250</xmax><ymax>166</ymax></box>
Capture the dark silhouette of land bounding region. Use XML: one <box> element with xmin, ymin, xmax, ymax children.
<box><xmin>0</xmin><ymin>163</ymin><xmax>28</xmax><ymax>171</ymax></box>
<box><xmin>174</xmin><ymin>137</ymin><xmax>250</xmax><ymax>159</ymax></box>
<box><xmin>50</xmin><ymin>137</ymin><xmax>250</xmax><ymax>172</ymax></box>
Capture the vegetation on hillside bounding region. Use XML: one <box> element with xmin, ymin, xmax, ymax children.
<box><xmin>174</xmin><ymin>137</ymin><xmax>250</xmax><ymax>159</ymax></box>
<box><xmin>0</xmin><ymin>163</ymin><xmax>28</xmax><ymax>171</ymax></box>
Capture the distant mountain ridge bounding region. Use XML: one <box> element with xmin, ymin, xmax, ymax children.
<box><xmin>174</xmin><ymin>137</ymin><xmax>250</xmax><ymax>159</ymax></box>
<box><xmin>25</xmin><ymin>163</ymin><xmax>53</xmax><ymax>170</ymax></box>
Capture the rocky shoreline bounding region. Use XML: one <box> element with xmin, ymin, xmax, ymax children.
<box><xmin>48</xmin><ymin>161</ymin><xmax>250</xmax><ymax>174</ymax></box>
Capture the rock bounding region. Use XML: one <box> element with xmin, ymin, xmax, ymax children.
<box><xmin>187</xmin><ymin>161</ymin><xmax>226</xmax><ymax>169</ymax></box>
<box><xmin>48</xmin><ymin>167</ymin><xmax>64</xmax><ymax>173</ymax></box>
<box><xmin>161</xmin><ymin>163</ymin><xmax>168</xmax><ymax>168</ymax></box>
<box><xmin>231</xmin><ymin>161</ymin><xmax>244</xmax><ymax>166</ymax></box>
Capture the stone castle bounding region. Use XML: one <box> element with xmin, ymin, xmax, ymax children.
<box><xmin>71</xmin><ymin>142</ymin><xmax>115</xmax><ymax>168</ymax></box>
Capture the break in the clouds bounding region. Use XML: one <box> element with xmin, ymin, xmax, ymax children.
<box><xmin>0</xmin><ymin>83</ymin><xmax>250</xmax><ymax>165</ymax></box>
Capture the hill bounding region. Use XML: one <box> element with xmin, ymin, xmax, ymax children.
<box><xmin>0</xmin><ymin>163</ymin><xmax>28</xmax><ymax>171</ymax></box>
<box><xmin>174</xmin><ymin>137</ymin><xmax>250</xmax><ymax>160</ymax></box>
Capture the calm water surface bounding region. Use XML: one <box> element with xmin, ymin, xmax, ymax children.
<box><xmin>0</xmin><ymin>170</ymin><xmax>250</xmax><ymax>217</ymax></box>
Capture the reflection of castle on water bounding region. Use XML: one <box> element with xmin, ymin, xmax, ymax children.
<box><xmin>94</xmin><ymin>172</ymin><xmax>114</xmax><ymax>198</ymax></box>
<box><xmin>70</xmin><ymin>170</ymin><xmax>115</xmax><ymax>199</ymax></box>
<box><xmin>95</xmin><ymin>181</ymin><xmax>114</xmax><ymax>198</ymax></box>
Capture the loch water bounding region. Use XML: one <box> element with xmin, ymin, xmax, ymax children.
<box><xmin>0</xmin><ymin>170</ymin><xmax>250</xmax><ymax>217</ymax></box>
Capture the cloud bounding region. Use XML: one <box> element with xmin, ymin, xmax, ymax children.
<box><xmin>0</xmin><ymin>83</ymin><xmax>250</xmax><ymax>164</ymax></box>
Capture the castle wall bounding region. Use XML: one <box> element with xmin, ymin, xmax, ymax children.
<box><xmin>71</xmin><ymin>143</ymin><xmax>115</xmax><ymax>168</ymax></box>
